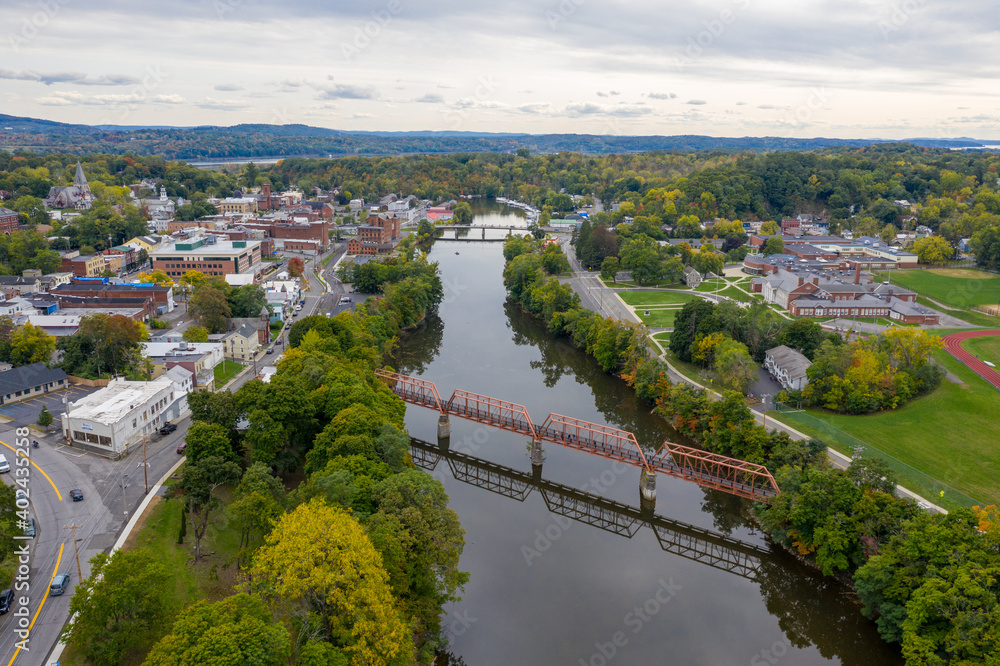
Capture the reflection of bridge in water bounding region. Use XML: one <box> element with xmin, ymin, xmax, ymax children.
<box><xmin>377</xmin><ymin>369</ymin><xmax>780</xmax><ymax>503</ymax></box>
<box><xmin>411</xmin><ymin>437</ymin><xmax>774</xmax><ymax>580</ymax></box>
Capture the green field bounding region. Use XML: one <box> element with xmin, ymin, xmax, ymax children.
<box><xmin>775</xmin><ymin>349</ymin><xmax>1000</xmax><ymax>505</ymax></box>
<box><xmin>618</xmin><ymin>290</ymin><xmax>702</xmax><ymax>306</ymax></box>
<box><xmin>962</xmin><ymin>335</ymin><xmax>1000</xmax><ymax>366</ymax></box>
<box><xmin>875</xmin><ymin>268</ymin><xmax>1000</xmax><ymax>309</ymax></box>
<box><xmin>213</xmin><ymin>359</ymin><xmax>244</xmax><ymax>386</ymax></box>
<box><xmin>717</xmin><ymin>286</ymin><xmax>752</xmax><ymax>303</ymax></box>
<box><xmin>653</xmin><ymin>332</ymin><xmax>671</xmax><ymax>343</ymax></box>
<box><xmin>635</xmin><ymin>308</ymin><xmax>680</xmax><ymax>328</ymax></box>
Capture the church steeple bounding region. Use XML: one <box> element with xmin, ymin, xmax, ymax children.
<box><xmin>73</xmin><ymin>162</ymin><xmax>88</xmax><ymax>187</ymax></box>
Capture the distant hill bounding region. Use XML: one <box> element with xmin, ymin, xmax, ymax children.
<box><xmin>0</xmin><ymin>113</ymin><xmax>992</xmax><ymax>160</ymax></box>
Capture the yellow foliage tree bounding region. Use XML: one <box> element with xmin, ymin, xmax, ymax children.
<box><xmin>137</xmin><ymin>270</ymin><xmax>174</xmax><ymax>287</ymax></box>
<box><xmin>249</xmin><ymin>499</ymin><xmax>411</xmax><ymax>666</ymax></box>
<box><xmin>691</xmin><ymin>332</ymin><xmax>728</xmax><ymax>367</ymax></box>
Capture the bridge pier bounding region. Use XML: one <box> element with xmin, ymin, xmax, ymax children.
<box><xmin>482</xmin><ymin>227</ymin><xmax>486</xmax><ymax>239</ymax></box>
<box><xmin>640</xmin><ymin>470</ymin><xmax>657</xmax><ymax>503</ymax></box>
<box><xmin>437</xmin><ymin>413</ymin><xmax>451</xmax><ymax>440</ymax></box>
<box><xmin>530</xmin><ymin>439</ymin><xmax>544</xmax><ymax>467</ymax></box>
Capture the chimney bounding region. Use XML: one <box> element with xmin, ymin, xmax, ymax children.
<box><xmin>854</xmin><ymin>263</ymin><xmax>861</xmax><ymax>285</ymax></box>
<box><xmin>812</xmin><ymin>277</ymin><xmax>819</xmax><ymax>285</ymax></box>
<box><xmin>798</xmin><ymin>277</ymin><xmax>804</xmax><ymax>286</ymax></box>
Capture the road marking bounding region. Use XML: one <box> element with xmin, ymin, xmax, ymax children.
<box><xmin>0</xmin><ymin>440</ymin><xmax>63</xmax><ymax>501</ymax></box>
<box><xmin>5</xmin><ymin>543</ymin><xmax>65</xmax><ymax>666</ymax></box>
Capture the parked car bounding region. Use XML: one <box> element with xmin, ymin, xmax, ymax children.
<box><xmin>23</xmin><ymin>517</ymin><xmax>35</xmax><ymax>538</ymax></box>
<box><xmin>49</xmin><ymin>573</ymin><xmax>70</xmax><ymax>596</ymax></box>
<box><xmin>0</xmin><ymin>454</ymin><xmax>9</xmax><ymax>473</ymax></box>
<box><xmin>0</xmin><ymin>589</ymin><xmax>13</xmax><ymax>614</ymax></box>
<box><xmin>159</xmin><ymin>422</ymin><xmax>178</xmax><ymax>436</ymax></box>
<box><xmin>339</xmin><ymin>295</ymin><xmax>351</xmax><ymax>304</ymax></box>
<box><xmin>266</xmin><ymin>348</ymin><xmax>274</xmax><ymax>354</ymax></box>
<box><xmin>69</xmin><ymin>489</ymin><xmax>84</xmax><ymax>502</ymax></box>
<box><xmin>176</xmin><ymin>442</ymin><xmax>187</xmax><ymax>454</ymax></box>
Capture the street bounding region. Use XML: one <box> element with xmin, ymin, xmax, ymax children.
<box><xmin>0</xmin><ymin>420</ymin><xmax>190</xmax><ymax>665</ymax></box>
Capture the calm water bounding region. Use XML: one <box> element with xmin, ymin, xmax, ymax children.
<box><xmin>394</xmin><ymin>208</ymin><xmax>901</xmax><ymax>666</ymax></box>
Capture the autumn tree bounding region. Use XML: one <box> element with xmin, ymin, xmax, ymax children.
<box><xmin>59</xmin><ymin>314</ymin><xmax>147</xmax><ymax>378</ymax></box>
<box><xmin>249</xmin><ymin>499</ymin><xmax>412</xmax><ymax>665</ymax></box>
<box><xmin>142</xmin><ymin>593</ymin><xmax>289</xmax><ymax>666</ymax></box>
<box><xmin>182</xmin><ymin>325</ymin><xmax>209</xmax><ymax>343</ymax></box>
<box><xmin>9</xmin><ymin>322</ymin><xmax>56</xmax><ymax>367</ymax></box>
<box><xmin>62</xmin><ymin>549</ymin><xmax>171</xmax><ymax>666</ymax></box>
<box><xmin>287</xmin><ymin>256</ymin><xmax>305</xmax><ymax>278</ymax></box>
<box><xmin>137</xmin><ymin>269</ymin><xmax>174</xmax><ymax>287</ymax></box>
<box><xmin>911</xmin><ymin>235</ymin><xmax>953</xmax><ymax>265</ymax></box>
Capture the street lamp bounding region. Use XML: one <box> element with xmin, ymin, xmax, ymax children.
<box><xmin>761</xmin><ymin>393</ymin><xmax>769</xmax><ymax>431</ymax></box>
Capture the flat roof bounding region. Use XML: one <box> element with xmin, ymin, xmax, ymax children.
<box><xmin>66</xmin><ymin>377</ymin><xmax>173</xmax><ymax>425</ymax></box>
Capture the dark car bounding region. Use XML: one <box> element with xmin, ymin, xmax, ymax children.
<box><xmin>159</xmin><ymin>422</ymin><xmax>178</xmax><ymax>436</ymax></box>
<box><xmin>49</xmin><ymin>573</ymin><xmax>70</xmax><ymax>596</ymax></box>
<box><xmin>0</xmin><ymin>588</ymin><xmax>13</xmax><ymax>614</ymax></box>
<box><xmin>69</xmin><ymin>489</ymin><xmax>84</xmax><ymax>502</ymax></box>
<box><xmin>176</xmin><ymin>442</ymin><xmax>187</xmax><ymax>454</ymax></box>
<box><xmin>266</xmin><ymin>348</ymin><xmax>274</xmax><ymax>354</ymax></box>
<box><xmin>23</xmin><ymin>517</ymin><xmax>35</xmax><ymax>538</ymax></box>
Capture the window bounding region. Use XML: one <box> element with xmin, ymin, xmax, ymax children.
<box><xmin>73</xmin><ymin>430</ymin><xmax>86</xmax><ymax>442</ymax></box>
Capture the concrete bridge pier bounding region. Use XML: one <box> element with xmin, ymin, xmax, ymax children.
<box><xmin>437</xmin><ymin>413</ymin><xmax>451</xmax><ymax>440</ymax></box>
<box><xmin>640</xmin><ymin>470</ymin><xmax>657</xmax><ymax>505</ymax></box>
<box><xmin>482</xmin><ymin>227</ymin><xmax>486</xmax><ymax>239</ymax></box>
<box><xmin>530</xmin><ymin>439</ymin><xmax>544</xmax><ymax>467</ymax></box>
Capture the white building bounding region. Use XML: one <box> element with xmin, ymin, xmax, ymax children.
<box><xmin>142</xmin><ymin>341</ymin><xmax>225</xmax><ymax>370</ymax></box>
<box><xmin>764</xmin><ymin>345</ymin><xmax>813</xmax><ymax>392</ymax></box>
<box><xmin>61</xmin><ymin>377</ymin><xmax>182</xmax><ymax>458</ymax></box>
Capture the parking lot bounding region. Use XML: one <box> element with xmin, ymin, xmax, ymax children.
<box><xmin>0</xmin><ymin>384</ymin><xmax>102</xmax><ymax>426</ymax></box>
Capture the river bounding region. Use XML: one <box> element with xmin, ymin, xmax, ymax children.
<box><xmin>393</xmin><ymin>206</ymin><xmax>901</xmax><ymax>665</ymax></box>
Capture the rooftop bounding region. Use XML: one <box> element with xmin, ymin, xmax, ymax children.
<box><xmin>65</xmin><ymin>377</ymin><xmax>173</xmax><ymax>424</ymax></box>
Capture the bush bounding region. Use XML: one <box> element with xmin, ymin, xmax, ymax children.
<box><xmin>37</xmin><ymin>405</ymin><xmax>53</xmax><ymax>427</ymax></box>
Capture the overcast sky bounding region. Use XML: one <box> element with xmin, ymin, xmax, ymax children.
<box><xmin>2</xmin><ymin>0</ymin><xmax>999</xmax><ymax>138</ymax></box>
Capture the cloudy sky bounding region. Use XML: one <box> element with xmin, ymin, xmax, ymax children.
<box><xmin>2</xmin><ymin>0</ymin><xmax>999</xmax><ymax>138</ymax></box>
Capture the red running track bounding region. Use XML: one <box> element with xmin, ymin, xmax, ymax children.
<box><xmin>941</xmin><ymin>329</ymin><xmax>1000</xmax><ymax>390</ymax></box>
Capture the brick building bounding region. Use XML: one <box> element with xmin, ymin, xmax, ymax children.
<box><xmin>52</xmin><ymin>280</ymin><xmax>175</xmax><ymax>313</ymax></box>
<box><xmin>61</xmin><ymin>254</ymin><xmax>105</xmax><ymax>277</ymax></box>
<box><xmin>150</xmin><ymin>236</ymin><xmax>262</xmax><ymax>279</ymax></box>
<box><xmin>0</xmin><ymin>207</ymin><xmax>19</xmax><ymax>235</ymax></box>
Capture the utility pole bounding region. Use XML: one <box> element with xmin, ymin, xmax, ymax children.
<box><xmin>142</xmin><ymin>438</ymin><xmax>148</xmax><ymax>494</ymax></box>
<box><xmin>64</xmin><ymin>524</ymin><xmax>83</xmax><ymax>580</ymax></box>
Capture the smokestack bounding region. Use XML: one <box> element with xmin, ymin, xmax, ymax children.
<box><xmin>854</xmin><ymin>263</ymin><xmax>861</xmax><ymax>285</ymax></box>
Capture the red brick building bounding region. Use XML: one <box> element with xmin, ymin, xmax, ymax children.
<box><xmin>0</xmin><ymin>208</ymin><xmax>19</xmax><ymax>235</ymax></box>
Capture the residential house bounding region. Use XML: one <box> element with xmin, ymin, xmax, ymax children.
<box><xmin>764</xmin><ymin>346</ymin><xmax>813</xmax><ymax>391</ymax></box>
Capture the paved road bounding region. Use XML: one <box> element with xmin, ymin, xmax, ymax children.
<box><xmin>0</xmin><ymin>418</ymin><xmax>191</xmax><ymax>665</ymax></box>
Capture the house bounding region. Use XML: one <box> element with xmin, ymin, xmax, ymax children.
<box><xmin>221</xmin><ymin>323</ymin><xmax>260</xmax><ymax>361</ymax></box>
<box><xmin>684</xmin><ymin>266</ymin><xmax>702</xmax><ymax>289</ymax></box>
<box><xmin>0</xmin><ymin>363</ymin><xmax>69</xmax><ymax>406</ymax></box>
<box><xmin>60</xmin><ymin>377</ymin><xmax>182</xmax><ymax>458</ymax></box>
<box><xmin>61</xmin><ymin>254</ymin><xmax>106</xmax><ymax>278</ymax></box>
<box><xmin>764</xmin><ymin>346</ymin><xmax>813</xmax><ymax>391</ymax></box>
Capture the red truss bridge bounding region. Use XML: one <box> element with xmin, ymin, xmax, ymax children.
<box><xmin>375</xmin><ymin>369</ymin><xmax>780</xmax><ymax>503</ymax></box>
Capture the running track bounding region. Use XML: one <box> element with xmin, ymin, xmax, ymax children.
<box><xmin>941</xmin><ymin>329</ymin><xmax>1000</xmax><ymax>390</ymax></box>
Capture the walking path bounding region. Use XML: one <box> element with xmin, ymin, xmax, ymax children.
<box><xmin>942</xmin><ymin>329</ymin><xmax>1000</xmax><ymax>390</ymax></box>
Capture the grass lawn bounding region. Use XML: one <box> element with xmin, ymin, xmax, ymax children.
<box><xmin>213</xmin><ymin>359</ymin><xmax>244</xmax><ymax>386</ymax></box>
<box><xmin>775</xmin><ymin>349</ymin><xmax>1000</xmax><ymax>506</ymax></box>
<box><xmin>59</xmin><ymin>493</ymin><xmax>243</xmax><ymax>665</ymax></box>
<box><xmin>874</xmin><ymin>268</ymin><xmax>1000</xmax><ymax>309</ymax></box>
<box><xmin>653</xmin><ymin>332</ymin><xmax>671</xmax><ymax>343</ymax></box>
<box><xmin>717</xmin><ymin>286</ymin><xmax>752</xmax><ymax>303</ymax></box>
<box><xmin>695</xmin><ymin>279</ymin><xmax>728</xmax><ymax>292</ymax></box>
<box><xmin>635</xmin><ymin>308</ymin><xmax>680</xmax><ymax>328</ymax></box>
<box><xmin>607</xmin><ymin>278</ymin><xmax>688</xmax><ymax>289</ymax></box>
<box><xmin>618</xmin><ymin>290</ymin><xmax>701</xmax><ymax>307</ymax></box>
<box><xmin>962</xmin><ymin>334</ymin><xmax>1000</xmax><ymax>366</ymax></box>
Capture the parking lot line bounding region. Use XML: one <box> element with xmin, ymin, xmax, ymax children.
<box><xmin>5</xmin><ymin>543</ymin><xmax>64</xmax><ymax>666</ymax></box>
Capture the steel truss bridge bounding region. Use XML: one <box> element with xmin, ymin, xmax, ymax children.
<box><xmin>410</xmin><ymin>437</ymin><xmax>774</xmax><ymax>580</ymax></box>
<box><xmin>376</xmin><ymin>369</ymin><xmax>780</xmax><ymax>502</ymax></box>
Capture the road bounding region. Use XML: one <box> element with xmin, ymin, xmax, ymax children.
<box><xmin>0</xmin><ymin>419</ymin><xmax>192</xmax><ymax>665</ymax></box>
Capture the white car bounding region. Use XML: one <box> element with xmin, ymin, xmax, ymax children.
<box><xmin>0</xmin><ymin>454</ymin><xmax>9</xmax><ymax>473</ymax></box>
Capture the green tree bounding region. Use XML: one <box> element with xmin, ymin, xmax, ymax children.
<box><xmin>714</xmin><ymin>338</ymin><xmax>756</xmax><ymax>394</ymax></box>
<box><xmin>762</xmin><ymin>236</ymin><xmax>785</xmax><ymax>255</ymax></box>
<box><xmin>250</xmin><ymin>499</ymin><xmax>412</xmax><ymax>665</ymax></box>
<box><xmin>182</xmin><ymin>325</ymin><xmax>209</xmax><ymax>343</ymax></box>
<box><xmin>600</xmin><ymin>256</ymin><xmax>620</xmax><ymax>282</ymax></box>
<box><xmin>62</xmin><ymin>549</ymin><xmax>171</xmax><ymax>666</ymax></box>
<box><xmin>142</xmin><ymin>593</ymin><xmax>290</xmax><ymax>666</ymax></box>
<box><xmin>37</xmin><ymin>405</ymin><xmax>53</xmax><ymax>427</ymax></box>
<box><xmin>452</xmin><ymin>201</ymin><xmax>473</xmax><ymax>225</ymax></box>
<box><xmin>189</xmin><ymin>285</ymin><xmax>231</xmax><ymax>334</ymax></box>
<box><xmin>228</xmin><ymin>284</ymin><xmax>269</xmax><ymax>318</ymax></box>
<box><xmin>183</xmin><ymin>422</ymin><xmax>236</xmax><ymax>463</ymax></box>
<box><xmin>9</xmin><ymin>323</ymin><xmax>56</xmax><ymax>366</ymax></box>
<box><xmin>230</xmin><ymin>463</ymin><xmax>285</xmax><ymax>569</ymax></box>
<box><xmin>619</xmin><ymin>236</ymin><xmax>661</xmax><ymax>285</ymax></box>
<box><xmin>180</xmin><ymin>455</ymin><xmax>241</xmax><ymax>561</ymax></box>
